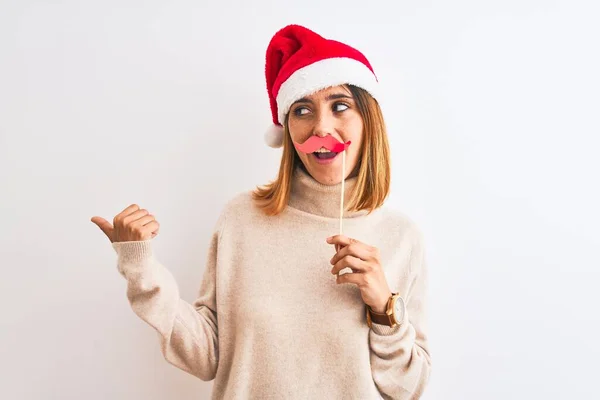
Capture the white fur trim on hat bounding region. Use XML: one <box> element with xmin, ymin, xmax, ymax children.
<box><xmin>275</xmin><ymin>57</ymin><xmax>379</xmax><ymax>125</ymax></box>
<box><xmin>264</xmin><ymin>124</ymin><xmax>284</xmax><ymax>148</ymax></box>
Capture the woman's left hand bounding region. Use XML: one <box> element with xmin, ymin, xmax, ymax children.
<box><xmin>327</xmin><ymin>234</ymin><xmax>392</xmax><ymax>313</ymax></box>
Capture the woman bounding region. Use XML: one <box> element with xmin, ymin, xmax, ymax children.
<box><xmin>91</xmin><ymin>24</ymin><xmax>431</xmax><ymax>399</ymax></box>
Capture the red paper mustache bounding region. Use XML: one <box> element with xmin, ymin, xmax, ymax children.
<box><xmin>293</xmin><ymin>135</ymin><xmax>351</xmax><ymax>153</ymax></box>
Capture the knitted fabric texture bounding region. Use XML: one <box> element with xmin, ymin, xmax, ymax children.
<box><xmin>112</xmin><ymin>165</ymin><xmax>431</xmax><ymax>399</ymax></box>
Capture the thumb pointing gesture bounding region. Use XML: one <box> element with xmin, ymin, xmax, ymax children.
<box><xmin>91</xmin><ymin>204</ymin><xmax>160</xmax><ymax>243</ymax></box>
<box><xmin>91</xmin><ymin>216</ymin><xmax>115</xmax><ymax>243</ymax></box>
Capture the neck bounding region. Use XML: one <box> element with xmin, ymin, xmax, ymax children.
<box><xmin>288</xmin><ymin>164</ymin><xmax>369</xmax><ymax>218</ymax></box>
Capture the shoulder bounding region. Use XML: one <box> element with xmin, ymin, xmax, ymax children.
<box><xmin>212</xmin><ymin>190</ymin><xmax>262</xmax><ymax>232</ymax></box>
<box><xmin>222</xmin><ymin>190</ymin><xmax>253</xmax><ymax>212</ymax></box>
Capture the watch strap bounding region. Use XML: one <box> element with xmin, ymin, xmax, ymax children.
<box><xmin>366</xmin><ymin>292</ymin><xmax>399</xmax><ymax>327</ymax></box>
<box><xmin>367</xmin><ymin>306</ymin><xmax>393</xmax><ymax>326</ymax></box>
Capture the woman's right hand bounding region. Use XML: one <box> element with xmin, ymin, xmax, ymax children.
<box><xmin>91</xmin><ymin>204</ymin><xmax>160</xmax><ymax>243</ymax></box>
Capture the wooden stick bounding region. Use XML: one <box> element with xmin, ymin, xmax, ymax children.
<box><xmin>340</xmin><ymin>149</ymin><xmax>345</xmax><ymax>236</ymax></box>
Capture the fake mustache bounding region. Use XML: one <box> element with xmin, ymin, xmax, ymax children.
<box><xmin>293</xmin><ymin>135</ymin><xmax>352</xmax><ymax>154</ymax></box>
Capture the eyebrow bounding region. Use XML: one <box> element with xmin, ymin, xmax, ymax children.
<box><xmin>292</xmin><ymin>93</ymin><xmax>354</xmax><ymax>105</ymax></box>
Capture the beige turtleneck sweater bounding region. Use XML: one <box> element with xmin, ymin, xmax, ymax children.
<box><xmin>111</xmin><ymin>165</ymin><xmax>431</xmax><ymax>399</ymax></box>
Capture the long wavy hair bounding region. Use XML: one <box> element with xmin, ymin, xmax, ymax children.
<box><xmin>251</xmin><ymin>84</ymin><xmax>391</xmax><ymax>217</ymax></box>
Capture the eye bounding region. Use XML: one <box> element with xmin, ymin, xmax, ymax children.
<box><xmin>293</xmin><ymin>106</ymin><xmax>310</xmax><ymax>116</ymax></box>
<box><xmin>333</xmin><ymin>102</ymin><xmax>349</xmax><ymax>112</ymax></box>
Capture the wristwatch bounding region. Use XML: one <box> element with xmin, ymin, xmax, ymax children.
<box><xmin>366</xmin><ymin>292</ymin><xmax>405</xmax><ymax>328</ymax></box>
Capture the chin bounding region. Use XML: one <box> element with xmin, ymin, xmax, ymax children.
<box><xmin>314</xmin><ymin>170</ymin><xmax>343</xmax><ymax>185</ymax></box>
<box><xmin>302</xmin><ymin>155</ymin><xmax>356</xmax><ymax>183</ymax></box>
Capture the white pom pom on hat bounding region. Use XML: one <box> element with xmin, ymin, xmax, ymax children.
<box><xmin>264</xmin><ymin>124</ymin><xmax>284</xmax><ymax>148</ymax></box>
<box><xmin>264</xmin><ymin>24</ymin><xmax>380</xmax><ymax>149</ymax></box>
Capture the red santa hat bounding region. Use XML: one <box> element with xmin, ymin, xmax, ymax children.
<box><xmin>264</xmin><ymin>24</ymin><xmax>380</xmax><ymax>148</ymax></box>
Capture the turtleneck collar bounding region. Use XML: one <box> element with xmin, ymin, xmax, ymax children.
<box><xmin>288</xmin><ymin>164</ymin><xmax>370</xmax><ymax>218</ymax></box>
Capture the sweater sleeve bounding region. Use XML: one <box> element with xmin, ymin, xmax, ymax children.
<box><xmin>111</xmin><ymin>212</ymin><xmax>226</xmax><ymax>382</ymax></box>
<box><xmin>368</xmin><ymin>228</ymin><xmax>432</xmax><ymax>400</ymax></box>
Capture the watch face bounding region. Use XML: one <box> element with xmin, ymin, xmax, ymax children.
<box><xmin>393</xmin><ymin>296</ymin><xmax>405</xmax><ymax>322</ymax></box>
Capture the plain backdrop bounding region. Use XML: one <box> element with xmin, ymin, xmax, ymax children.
<box><xmin>1</xmin><ymin>1</ymin><xmax>599</xmax><ymax>399</ymax></box>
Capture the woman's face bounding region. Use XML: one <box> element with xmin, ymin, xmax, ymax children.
<box><xmin>287</xmin><ymin>85</ymin><xmax>364</xmax><ymax>185</ymax></box>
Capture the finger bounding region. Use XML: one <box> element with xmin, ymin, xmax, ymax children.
<box><xmin>140</xmin><ymin>218</ymin><xmax>159</xmax><ymax>236</ymax></box>
<box><xmin>90</xmin><ymin>216</ymin><xmax>114</xmax><ymax>240</ymax></box>
<box><xmin>130</xmin><ymin>214</ymin><xmax>155</xmax><ymax>227</ymax></box>
<box><xmin>123</xmin><ymin>209</ymin><xmax>151</xmax><ymax>225</ymax></box>
<box><xmin>135</xmin><ymin>220</ymin><xmax>159</xmax><ymax>240</ymax></box>
<box><xmin>120</xmin><ymin>203</ymin><xmax>140</xmax><ymax>216</ymax></box>
<box><xmin>330</xmin><ymin>241</ymin><xmax>372</xmax><ymax>266</ymax></box>
<box><xmin>144</xmin><ymin>220</ymin><xmax>159</xmax><ymax>234</ymax></box>
<box><xmin>327</xmin><ymin>234</ymin><xmax>355</xmax><ymax>248</ymax></box>
<box><xmin>331</xmin><ymin>255</ymin><xmax>368</xmax><ymax>275</ymax></box>
<box><xmin>328</xmin><ymin>235</ymin><xmax>367</xmax><ymax>252</ymax></box>
<box><xmin>336</xmin><ymin>271</ymin><xmax>364</xmax><ymax>287</ymax></box>
<box><xmin>115</xmin><ymin>204</ymin><xmax>141</xmax><ymax>223</ymax></box>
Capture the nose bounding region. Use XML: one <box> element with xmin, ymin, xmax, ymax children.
<box><xmin>312</xmin><ymin>110</ymin><xmax>335</xmax><ymax>138</ymax></box>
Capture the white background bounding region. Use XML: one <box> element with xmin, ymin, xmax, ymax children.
<box><xmin>1</xmin><ymin>1</ymin><xmax>598</xmax><ymax>399</ymax></box>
